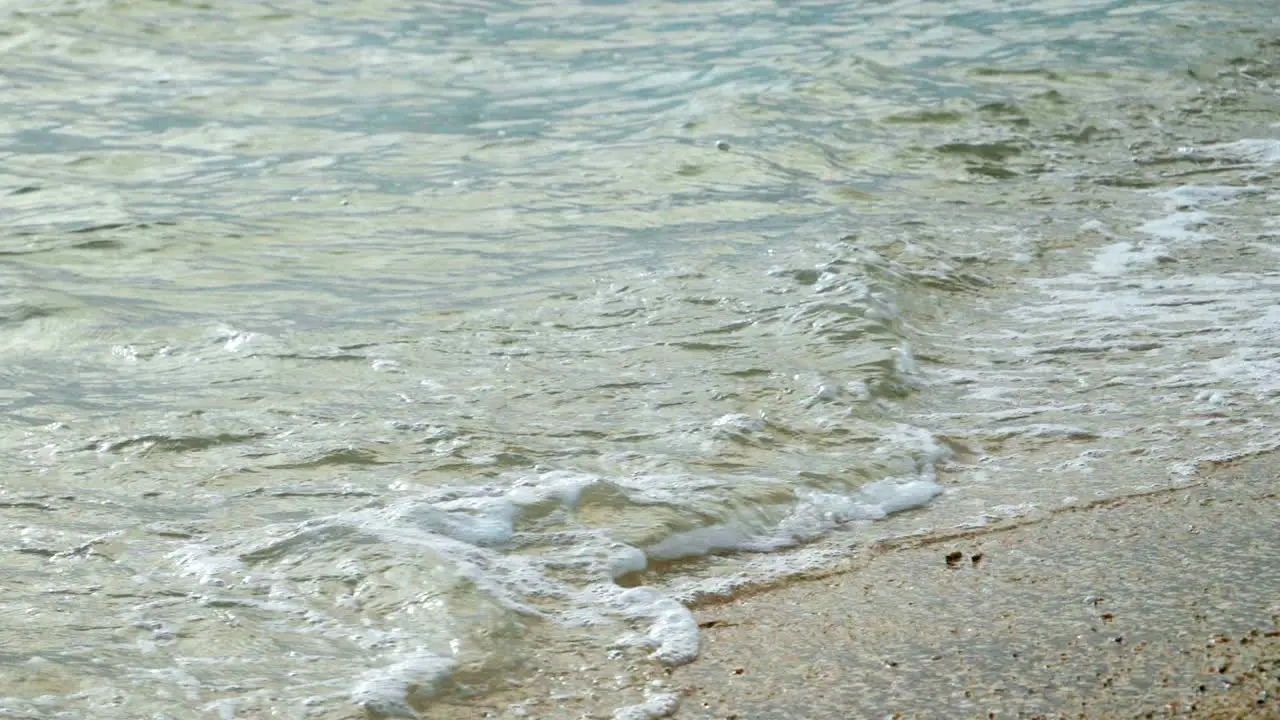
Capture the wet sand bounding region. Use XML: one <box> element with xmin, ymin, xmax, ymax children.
<box><xmin>419</xmin><ymin>453</ymin><xmax>1280</xmax><ymax>720</ymax></box>
<box><xmin>672</xmin><ymin>452</ymin><xmax>1280</xmax><ymax>720</ymax></box>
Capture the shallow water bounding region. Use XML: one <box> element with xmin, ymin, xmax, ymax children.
<box><xmin>1</xmin><ymin>0</ymin><xmax>1277</xmax><ymax>717</ymax></box>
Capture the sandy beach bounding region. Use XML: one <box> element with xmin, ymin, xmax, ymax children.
<box><xmin>419</xmin><ymin>452</ymin><xmax>1280</xmax><ymax>720</ymax></box>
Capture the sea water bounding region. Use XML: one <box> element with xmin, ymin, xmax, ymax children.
<box><xmin>0</xmin><ymin>0</ymin><xmax>1277</xmax><ymax>717</ymax></box>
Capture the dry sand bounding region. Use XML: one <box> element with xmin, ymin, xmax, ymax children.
<box><xmin>415</xmin><ymin>453</ymin><xmax>1280</xmax><ymax>720</ymax></box>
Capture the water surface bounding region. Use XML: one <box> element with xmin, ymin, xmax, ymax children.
<box><xmin>1</xmin><ymin>1</ymin><xmax>1278</xmax><ymax>717</ymax></box>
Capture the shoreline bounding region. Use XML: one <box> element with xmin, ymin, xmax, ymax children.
<box><xmin>671</xmin><ymin>452</ymin><xmax>1280</xmax><ymax>720</ymax></box>
<box><xmin>415</xmin><ymin>452</ymin><xmax>1279</xmax><ymax>720</ymax></box>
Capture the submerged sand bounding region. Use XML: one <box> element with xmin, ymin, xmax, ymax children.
<box><xmin>409</xmin><ymin>453</ymin><xmax>1279</xmax><ymax>720</ymax></box>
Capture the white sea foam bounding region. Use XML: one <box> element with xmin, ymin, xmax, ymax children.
<box><xmin>988</xmin><ymin>424</ymin><xmax>1099</xmax><ymax>440</ymax></box>
<box><xmin>182</xmin><ymin>459</ymin><xmax>933</xmax><ymax>714</ymax></box>
<box><xmin>711</xmin><ymin>412</ymin><xmax>767</xmax><ymax>433</ymax></box>
<box><xmin>167</xmin><ymin>544</ymin><xmax>246</xmax><ymax>585</ymax></box>
<box><xmin>350</xmin><ymin>652</ymin><xmax>456</xmax><ymax>718</ymax></box>
<box><xmin>613</xmin><ymin>689</ymin><xmax>682</xmax><ymax>720</ymax></box>
<box><xmin>1091</xmin><ymin>240</ymin><xmax>1168</xmax><ymax>275</ymax></box>
<box><xmin>1084</xmin><ymin>180</ymin><xmax>1273</xmax><ymax>277</ymax></box>
<box><xmin>1198</xmin><ymin>138</ymin><xmax>1280</xmax><ymax>164</ymax></box>
<box><xmin>781</xmin><ymin>479</ymin><xmax>943</xmax><ymax>531</ymax></box>
<box><xmin>645</xmin><ymin>525</ymin><xmax>753</xmax><ymax>561</ymax></box>
<box><xmin>1138</xmin><ymin>210</ymin><xmax>1213</xmax><ymax>242</ymax></box>
<box><xmin>391</xmin><ymin>496</ymin><xmax>517</xmax><ymax>546</ymax></box>
<box><xmin>1152</xmin><ymin>185</ymin><xmax>1262</xmax><ymax>210</ymax></box>
<box><xmin>611</xmin><ymin>588</ymin><xmax>701</xmax><ymax>666</ymax></box>
<box><xmin>506</xmin><ymin>469</ymin><xmax>600</xmax><ymax>510</ymax></box>
<box><xmin>1089</xmin><ymin>182</ymin><xmax>1269</xmax><ymax>276</ymax></box>
<box><xmin>644</xmin><ymin>477</ymin><xmax>943</xmax><ymax>561</ymax></box>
